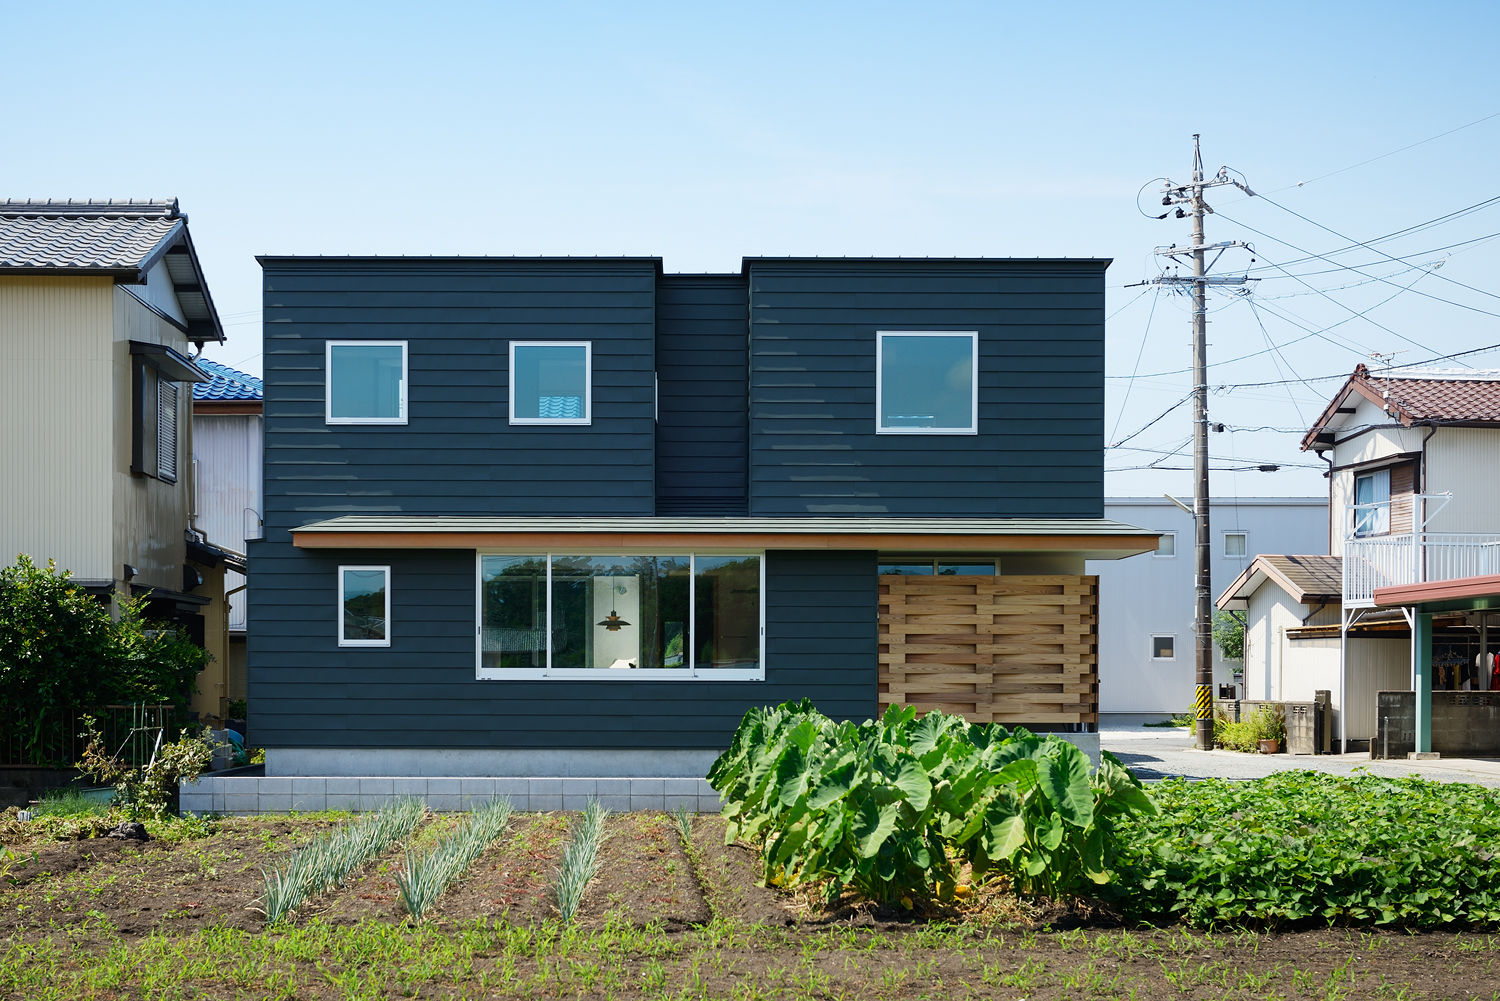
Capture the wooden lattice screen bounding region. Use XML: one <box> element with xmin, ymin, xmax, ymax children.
<box><xmin>878</xmin><ymin>575</ymin><xmax>1099</xmax><ymax>726</ymax></box>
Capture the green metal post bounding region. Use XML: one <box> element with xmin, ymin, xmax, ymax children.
<box><xmin>1414</xmin><ymin>611</ymin><xmax>1433</xmax><ymax>754</ymax></box>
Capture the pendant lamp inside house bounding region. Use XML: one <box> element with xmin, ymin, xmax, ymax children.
<box><xmin>598</xmin><ymin>573</ymin><xmax>630</xmax><ymax>631</ymax></box>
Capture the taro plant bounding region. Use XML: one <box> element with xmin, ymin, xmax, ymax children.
<box><xmin>258</xmin><ymin>797</ymin><xmax>425</xmax><ymax>925</ymax></box>
<box><xmin>708</xmin><ymin>700</ymin><xmax>1155</xmax><ymax>906</ymax></box>
<box><xmin>553</xmin><ymin>799</ymin><xmax>610</xmax><ymax>923</ymax></box>
<box><xmin>396</xmin><ymin>798</ymin><xmax>513</xmax><ymax>921</ymax></box>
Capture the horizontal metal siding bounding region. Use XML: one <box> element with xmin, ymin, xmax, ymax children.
<box><xmin>655</xmin><ymin>276</ymin><xmax>748</xmax><ymax>514</ymax></box>
<box><xmin>747</xmin><ymin>261</ymin><xmax>1106</xmax><ymax>517</ymax></box>
<box><xmin>247</xmin><ymin>546</ymin><xmax>876</xmax><ymax>750</ymax></box>
<box><xmin>260</xmin><ymin>260</ymin><xmax>657</xmax><ymax>532</ymax></box>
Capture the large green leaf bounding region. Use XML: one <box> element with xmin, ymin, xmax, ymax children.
<box><xmin>1036</xmin><ymin>741</ymin><xmax>1094</xmax><ymax>828</ymax></box>
<box><xmin>892</xmin><ymin>759</ymin><xmax>932</xmax><ymax>812</ymax></box>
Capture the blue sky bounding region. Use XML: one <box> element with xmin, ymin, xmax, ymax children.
<box><xmin>7</xmin><ymin>0</ymin><xmax>1499</xmax><ymax>499</ymax></box>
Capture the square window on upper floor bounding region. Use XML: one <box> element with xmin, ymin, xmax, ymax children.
<box><xmin>1223</xmin><ymin>532</ymin><xmax>1248</xmax><ymax>559</ymax></box>
<box><xmin>876</xmin><ymin>331</ymin><xmax>977</xmax><ymax>434</ymax></box>
<box><xmin>510</xmin><ymin>342</ymin><xmax>591</xmax><ymax>425</ymax></box>
<box><xmin>327</xmin><ymin>341</ymin><xmax>407</xmax><ymax>424</ymax></box>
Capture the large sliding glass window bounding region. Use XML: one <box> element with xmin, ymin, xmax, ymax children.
<box><xmin>477</xmin><ymin>553</ymin><xmax>762</xmax><ymax>680</ymax></box>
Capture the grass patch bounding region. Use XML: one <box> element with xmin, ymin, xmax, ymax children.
<box><xmin>31</xmin><ymin>788</ymin><xmax>112</xmax><ymax>818</ymax></box>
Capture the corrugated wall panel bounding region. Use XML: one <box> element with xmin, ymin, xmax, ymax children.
<box><xmin>194</xmin><ymin>414</ymin><xmax>262</xmax><ymax>629</ymax></box>
<box><xmin>1426</xmin><ymin>428</ymin><xmax>1500</xmax><ymax>535</ymax></box>
<box><xmin>747</xmin><ymin>260</ymin><xmax>1107</xmax><ymax>517</ymax></box>
<box><xmin>0</xmin><ymin>278</ymin><xmax>114</xmax><ymax>579</ymax></box>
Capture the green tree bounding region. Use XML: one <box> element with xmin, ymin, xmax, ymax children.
<box><xmin>1212</xmin><ymin>610</ymin><xmax>1245</xmax><ymax>661</ymax></box>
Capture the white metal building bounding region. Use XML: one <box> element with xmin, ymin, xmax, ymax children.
<box><xmin>1090</xmin><ymin>497</ymin><xmax>1327</xmax><ymax>715</ymax></box>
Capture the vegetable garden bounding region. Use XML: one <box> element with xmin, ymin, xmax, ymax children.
<box><xmin>4</xmin><ymin>700</ymin><xmax>1500</xmax><ymax>998</ymax></box>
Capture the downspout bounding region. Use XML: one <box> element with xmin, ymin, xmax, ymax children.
<box><xmin>222</xmin><ymin>581</ymin><xmax>248</xmax><ymax>718</ymax></box>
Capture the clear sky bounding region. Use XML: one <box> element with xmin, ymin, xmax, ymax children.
<box><xmin>7</xmin><ymin>0</ymin><xmax>1499</xmax><ymax>500</ymax></box>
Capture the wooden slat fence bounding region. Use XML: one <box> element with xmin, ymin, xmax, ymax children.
<box><xmin>878</xmin><ymin>575</ymin><xmax>1099</xmax><ymax>726</ymax></box>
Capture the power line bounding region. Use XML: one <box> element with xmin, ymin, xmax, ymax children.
<box><xmin>1265</xmin><ymin>111</ymin><xmax>1500</xmax><ymax>193</ymax></box>
<box><xmin>1108</xmin><ymin>288</ymin><xmax>1162</xmax><ymax>444</ymax></box>
<box><xmin>1110</xmin><ymin>391</ymin><xmax>1192</xmax><ymax>448</ymax></box>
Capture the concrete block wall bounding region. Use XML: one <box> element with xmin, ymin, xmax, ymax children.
<box><xmin>180</xmin><ymin>774</ymin><xmax>723</xmax><ymax>816</ymax></box>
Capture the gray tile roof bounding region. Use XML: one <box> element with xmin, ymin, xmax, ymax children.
<box><xmin>0</xmin><ymin>199</ymin><xmax>182</xmax><ymax>273</ymax></box>
<box><xmin>0</xmin><ymin>199</ymin><xmax>224</xmax><ymax>343</ymax></box>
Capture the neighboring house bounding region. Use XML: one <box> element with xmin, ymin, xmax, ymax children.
<box><xmin>1219</xmin><ymin>365</ymin><xmax>1500</xmax><ymax>754</ymax></box>
<box><xmin>202</xmin><ymin>256</ymin><xmax>1157</xmax><ymax>813</ymax></box>
<box><xmin>1090</xmin><ymin>497</ymin><xmax>1326</xmax><ymax>715</ymax></box>
<box><xmin>192</xmin><ymin>358</ymin><xmax>264</xmax><ymax>710</ymax></box>
<box><xmin>0</xmin><ymin>199</ymin><xmax>238</xmax><ymax>718</ymax></box>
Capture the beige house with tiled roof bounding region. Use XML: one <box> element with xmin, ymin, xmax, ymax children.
<box><xmin>1220</xmin><ymin>365</ymin><xmax>1500</xmax><ymax>755</ymax></box>
<box><xmin>0</xmin><ymin>199</ymin><xmax>240</xmax><ymax>717</ymax></box>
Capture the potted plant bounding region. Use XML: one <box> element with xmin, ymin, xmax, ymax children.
<box><xmin>1255</xmin><ymin>704</ymin><xmax>1285</xmax><ymax>754</ymax></box>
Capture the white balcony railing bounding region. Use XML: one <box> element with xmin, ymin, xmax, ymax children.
<box><xmin>1344</xmin><ymin>532</ymin><xmax>1500</xmax><ymax>606</ymax></box>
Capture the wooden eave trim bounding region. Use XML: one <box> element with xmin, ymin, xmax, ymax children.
<box><xmin>292</xmin><ymin>529</ymin><xmax>1158</xmax><ymax>554</ymax></box>
<box><xmin>193</xmin><ymin>400</ymin><xmax>262</xmax><ymax>415</ymax></box>
<box><xmin>1373</xmin><ymin>573</ymin><xmax>1500</xmax><ymax>608</ymax></box>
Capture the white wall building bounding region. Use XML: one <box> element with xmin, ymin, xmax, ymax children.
<box><xmin>1090</xmin><ymin>497</ymin><xmax>1327</xmax><ymax>715</ymax></box>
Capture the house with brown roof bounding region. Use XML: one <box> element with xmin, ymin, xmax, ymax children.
<box><xmin>0</xmin><ymin>199</ymin><xmax>241</xmax><ymax>719</ymax></box>
<box><xmin>1220</xmin><ymin>364</ymin><xmax>1500</xmax><ymax>755</ymax></box>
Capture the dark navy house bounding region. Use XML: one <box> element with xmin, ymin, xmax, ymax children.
<box><xmin>221</xmin><ymin>255</ymin><xmax>1157</xmax><ymax>813</ymax></box>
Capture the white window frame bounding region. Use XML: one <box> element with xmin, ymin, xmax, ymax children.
<box><xmin>875</xmin><ymin>330</ymin><xmax>979</xmax><ymax>435</ymax></box>
<box><xmin>1153</xmin><ymin>531</ymin><xmax>1176</xmax><ymax>558</ymax></box>
<box><xmin>339</xmin><ymin>565</ymin><xmax>392</xmax><ymax>648</ymax></box>
<box><xmin>509</xmin><ymin>341</ymin><xmax>592</xmax><ymax>426</ymax></box>
<box><xmin>474</xmin><ymin>550</ymin><xmax>765</xmax><ymax>681</ymax></box>
<box><xmin>325</xmin><ymin>341</ymin><xmax>408</xmax><ymax>426</ymax></box>
<box><xmin>1151</xmin><ymin>634</ymin><xmax>1176</xmax><ymax>661</ymax></box>
<box><xmin>1223</xmin><ymin>531</ymin><xmax>1248</xmax><ymax>558</ymax></box>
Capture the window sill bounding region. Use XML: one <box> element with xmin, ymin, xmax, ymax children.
<box><xmin>476</xmin><ymin>668</ymin><xmax>763</xmax><ymax>682</ymax></box>
<box><xmin>876</xmin><ymin>427</ymin><xmax>979</xmax><ymax>435</ymax></box>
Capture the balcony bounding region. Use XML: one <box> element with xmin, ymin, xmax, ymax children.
<box><xmin>1344</xmin><ymin>530</ymin><xmax>1500</xmax><ymax>606</ymax></box>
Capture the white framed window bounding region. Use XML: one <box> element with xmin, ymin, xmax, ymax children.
<box><xmin>510</xmin><ymin>342</ymin><xmax>591</xmax><ymax>425</ymax></box>
<box><xmin>1151</xmin><ymin>635</ymin><xmax>1176</xmax><ymax>661</ymax></box>
<box><xmin>339</xmin><ymin>565</ymin><xmax>391</xmax><ymax>647</ymax></box>
<box><xmin>878</xmin><ymin>557</ymin><xmax>1000</xmax><ymax>575</ymax></box>
<box><xmin>326</xmin><ymin>341</ymin><xmax>407</xmax><ymax>425</ymax></box>
<box><xmin>1154</xmin><ymin>532</ymin><xmax>1176</xmax><ymax>558</ymax></box>
<box><xmin>475</xmin><ymin>551</ymin><xmax>764</xmax><ymax>681</ymax></box>
<box><xmin>1223</xmin><ymin>532</ymin><xmax>1248</xmax><ymax>559</ymax></box>
<box><xmin>1353</xmin><ymin>468</ymin><xmax>1392</xmax><ymax>537</ymax></box>
<box><xmin>876</xmin><ymin>331</ymin><xmax>978</xmax><ymax>434</ymax></box>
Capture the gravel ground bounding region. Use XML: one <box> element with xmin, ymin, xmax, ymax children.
<box><xmin>1100</xmin><ymin>715</ymin><xmax>1500</xmax><ymax>787</ymax></box>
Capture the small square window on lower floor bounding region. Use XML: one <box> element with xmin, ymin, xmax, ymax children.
<box><xmin>1151</xmin><ymin>635</ymin><xmax>1175</xmax><ymax>660</ymax></box>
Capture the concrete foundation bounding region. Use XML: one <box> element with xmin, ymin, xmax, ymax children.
<box><xmin>180</xmin><ymin>769</ymin><xmax>723</xmax><ymax>816</ymax></box>
<box><xmin>264</xmin><ymin>748</ymin><xmax>721</xmax><ymax>778</ymax></box>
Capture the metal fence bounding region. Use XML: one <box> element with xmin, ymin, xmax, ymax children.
<box><xmin>0</xmin><ymin>704</ymin><xmax>177</xmax><ymax>769</ymax></box>
<box><xmin>1344</xmin><ymin>533</ymin><xmax>1500</xmax><ymax>606</ymax></box>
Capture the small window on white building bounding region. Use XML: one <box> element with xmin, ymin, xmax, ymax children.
<box><xmin>1223</xmin><ymin>532</ymin><xmax>1248</xmax><ymax>558</ymax></box>
<box><xmin>510</xmin><ymin>342</ymin><xmax>591</xmax><ymax>424</ymax></box>
<box><xmin>1151</xmin><ymin>635</ymin><xmax>1176</xmax><ymax>660</ymax></box>
<box><xmin>1353</xmin><ymin>468</ymin><xmax>1392</xmax><ymax>537</ymax></box>
<box><xmin>1154</xmin><ymin>532</ymin><xmax>1176</xmax><ymax>557</ymax></box>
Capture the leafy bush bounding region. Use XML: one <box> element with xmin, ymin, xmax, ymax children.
<box><xmin>77</xmin><ymin>716</ymin><xmax>217</xmax><ymax>819</ymax></box>
<box><xmin>1109</xmin><ymin>772</ymin><xmax>1500</xmax><ymax>928</ymax></box>
<box><xmin>0</xmin><ymin>555</ymin><xmax>209</xmax><ymax>763</ymax></box>
<box><xmin>708</xmin><ymin>700</ymin><xmax>1155</xmax><ymax>906</ymax></box>
<box><xmin>1215</xmin><ymin>704</ymin><xmax>1284</xmax><ymax>753</ymax></box>
<box><xmin>1212</xmin><ymin>610</ymin><xmax>1244</xmax><ymax>661</ymax></box>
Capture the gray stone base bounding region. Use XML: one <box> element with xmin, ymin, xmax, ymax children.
<box><xmin>179</xmin><ymin>774</ymin><xmax>721</xmax><ymax>816</ymax></box>
<box><xmin>265</xmin><ymin>748</ymin><xmax>721</xmax><ymax>778</ymax></box>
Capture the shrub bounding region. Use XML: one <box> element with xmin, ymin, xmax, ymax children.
<box><xmin>0</xmin><ymin>555</ymin><xmax>209</xmax><ymax>763</ymax></box>
<box><xmin>77</xmin><ymin>716</ymin><xmax>217</xmax><ymax>819</ymax></box>
<box><xmin>1215</xmin><ymin>704</ymin><xmax>1284</xmax><ymax>753</ymax></box>
<box><xmin>708</xmin><ymin>700</ymin><xmax>1155</xmax><ymax>906</ymax></box>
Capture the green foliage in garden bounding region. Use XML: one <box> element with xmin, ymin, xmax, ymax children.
<box><xmin>1212</xmin><ymin>610</ymin><xmax>1244</xmax><ymax>661</ymax></box>
<box><xmin>553</xmin><ymin>799</ymin><xmax>611</xmax><ymax>923</ymax></box>
<box><xmin>1109</xmin><ymin>771</ymin><xmax>1500</xmax><ymax>929</ymax></box>
<box><xmin>397</xmin><ymin>798</ymin><xmax>514</xmax><ymax>921</ymax></box>
<box><xmin>0</xmin><ymin>555</ymin><xmax>209</xmax><ymax>762</ymax></box>
<box><xmin>708</xmin><ymin>700</ymin><xmax>1155</xmax><ymax>906</ymax></box>
<box><xmin>1214</xmin><ymin>704</ymin><xmax>1285</xmax><ymax>753</ymax></box>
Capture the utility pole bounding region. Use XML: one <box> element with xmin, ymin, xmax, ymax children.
<box><xmin>1145</xmin><ymin>136</ymin><xmax>1253</xmax><ymax>751</ymax></box>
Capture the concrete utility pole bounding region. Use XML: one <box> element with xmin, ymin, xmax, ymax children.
<box><xmin>1145</xmin><ymin>136</ymin><xmax>1253</xmax><ymax>751</ymax></box>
